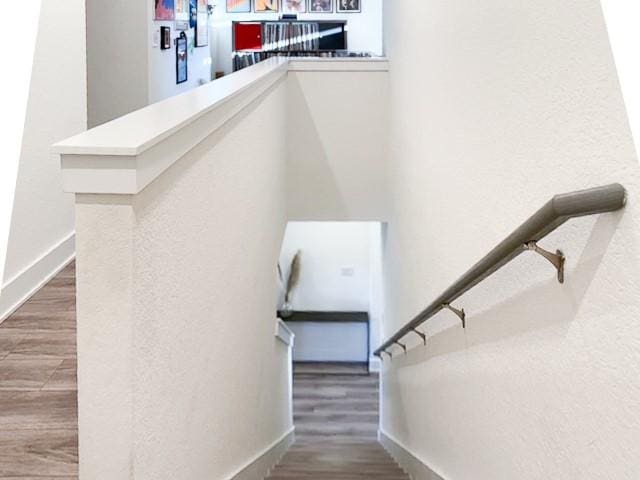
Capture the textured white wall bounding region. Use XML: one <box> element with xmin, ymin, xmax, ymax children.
<box><xmin>211</xmin><ymin>0</ymin><xmax>384</xmax><ymax>75</ymax></box>
<box><xmin>381</xmin><ymin>1</ymin><xmax>640</xmax><ymax>479</ymax></box>
<box><xmin>287</xmin><ymin>70</ymin><xmax>390</xmax><ymax>221</ymax></box>
<box><xmin>2</xmin><ymin>0</ymin><xmax>85</xmax><ymax>293</ymax></box>
<box><xmin>75</xmin><ymin>80</ymin><xmax>292</xmax><ymax>479</ymax></box>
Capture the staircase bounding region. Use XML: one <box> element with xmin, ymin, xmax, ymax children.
<box><xmin>266</xmin><ymin>363</ymin><xmax>409</xmax><ymax>479</ymax></box>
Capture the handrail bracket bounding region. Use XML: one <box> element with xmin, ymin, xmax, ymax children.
<box><xmin>442</xmin><ymin>303</ymin><xmax>466</xmax><ymax>328</ymax></box>
<box><xmin>411</xmin><ymin>328</ymin><xmax>427</xmax><ymax>345</ymax></box>
<box><xmin>374</xmin><ymin>184</ymin><xmax>626</xmax><ymax>358</ymax></box>
<box><xmin>394</xmin><ymin>341</ymin><xmax>408</xmax><ymax>354</ymax></box>
<box><xmin>524</xmin><ymin>241</ymin><xmax>565</xmax><ymax>284</ymax></box>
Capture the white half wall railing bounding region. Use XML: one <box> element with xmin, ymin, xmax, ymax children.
<box><xmin>53</xmin><ymin>57</ymin><xmax>389</xmax><ymax>480</ymax></box>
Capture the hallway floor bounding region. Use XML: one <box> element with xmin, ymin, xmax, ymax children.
<box><xmin>0</xmin><ymin>264</ymin><xmax>407</xmax><ymax>479</ymax></box>
<box><xmin>0</xmin><ymin>262</ymin><xmax>77</xmax><ymax>479</ymax></box>
<box><xmin>267</xmin><ymin>364</ymin><xmax>409</xmax><ymax>479</ymax></box>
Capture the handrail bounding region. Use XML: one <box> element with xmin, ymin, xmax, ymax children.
<box><xmin>374</xmin><ymin>183</ymin><xmax>627</xmax><ymax>359</ymax></box>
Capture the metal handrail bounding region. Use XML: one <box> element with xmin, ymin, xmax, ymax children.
<box><xmin>374</xmin><ymin>183</ymin><xmax>627</xmax><ymax>359</ymax></box>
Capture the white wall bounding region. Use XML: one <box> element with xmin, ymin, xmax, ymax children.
<box><xmin>280</xmin><ymin>222</ymin><xmax>372</xmax><ymax>311</ymax></box>
<box><xmin>211</xmin><ymin>0</ymin><xmax>383</xmax><ymax>75</ymax></box>
<box><xmin>0</xmin><ymin>3</ymin><xmax>40</xmax><ymax>296</ymax></box>
<box><xmin>0</xmin><ymin>0</ymin><xmax>85</xmax><ymax>320</ymax></box>
<box><xmin>87</xmin><ymin>0</ymin><xmax>149</xmax><ymax>127</ymax></box>
<box><xmin>381</xmin><ymin>1</ymin><xmax>640</xmax><ymax>479</ymax></box>
<box><xmin>287</xmin><ymin>65</ymin><xmax>390</xmax><ymax>221</ymax></box>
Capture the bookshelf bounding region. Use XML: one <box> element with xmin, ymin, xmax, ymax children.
<box><xmin>232</xmin><ymin>20</ymin><xmax>348</xmax><ymax>71</ymax></box>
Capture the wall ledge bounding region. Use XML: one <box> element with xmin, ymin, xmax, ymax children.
<box><xmin>288</xmin><ymin>58</ymin><xmax>389</xmax><ymax>72</ymax></box>
<box><xmin>379</xmin><ymin>430</ymin><xmax>448</xmax><ymax>480</ymax></box>
<box><xmin>54</xmin><ymin>57</ymin><xmax>388</xmax><ymax>195</ymax></box>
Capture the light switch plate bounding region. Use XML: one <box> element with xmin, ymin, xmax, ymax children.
<box><xmin>341</xmin><ymin>266</ymin><xmax>356</xmax><ymax>277</ymax></box>
<box><xmin>152</xmin><ymin>28</ymin><xmax>160</xmax><ymax>48</ymax></box>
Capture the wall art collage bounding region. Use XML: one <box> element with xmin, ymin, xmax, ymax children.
<box><xmin>155</xmin><ymin>0</ymin><xmax>210</xmax><ymax>84</ymax></box>
<box><xmin>227</xmin><ymin>0</ymin><xmax>362</xmax><ymax>14</ymax></box>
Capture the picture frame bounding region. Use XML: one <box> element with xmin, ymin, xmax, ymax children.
<box><xmin>161</xmin><ymin>26</ymin><xmax>172</xmax><ymax>49</ymax></box>
<box><xmin>336</xmin><ymin>0</ymin><xmax>360</xmax><ymax>13</ymax></box>
<box><xmin>190</xmin><ymin>0</ymin><xmax>198</xmax><ymax>28</ymax></box>
<box><xmin>155</xmin><ymin>0</ymin><xmax>176</xmax><ymax>20</ymax></box>
<box><xmin>175</xmin><ymin>0</ymin><xmax>190</xmax><ymax>30</ymax></box>
<box><xmin>255</xmin><ymin>0</ymin><xmax>279</xmax><ymax>13</ymax></box>
<box><xmin>226</xmin><ymin>0</ymin><xmax>251</xmax><ymax>13</ymax></box>
<box><xmin>176</xmin><ymin>31</ymin><xmax>188</xmax><ymax>84</ymax></box>
<box><xmin>195</xmin><ymin>0</ymin><xmax>209</xmax><ymax>47</ymax></box>
<box><xmin>308</xmin><ymin>0</ymin><xmax>332</xmax><ymax>13</ymax></box>
<box><xmin>282</xmin><ymin>0</ymin><xmax>306</xmax><ymax>14</ymax></box>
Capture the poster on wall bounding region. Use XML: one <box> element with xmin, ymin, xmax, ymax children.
<box><xmin>175</xmin><ymin>0</ymin><xmax>190</xmax><ymax>30</ymax></box>
<box><xmin>308</xmin><ymin>0</ymin><xmax>332</xmax><ymax>12</ymax></box>
<box><xmin>176</xmin><ymin>32</ymin><xmax>188</xmax><ymax>84</ymax></box>
<box><xmin>155</xmin><ymin>0</ymin><xmax>175</xmax><ymax>20</ymax></box>
<box><xmin>195</xmin><ymin>0</ymin><xmax>209</xmax><ymax>47</ymax></box>
<box><xmin>255</xmin><ymin>0</ymin><xmax>279</xmax><ymax>12</ymax></box>
<box><xmin>226</xmin><ymin>0</ymin><xmax>251</xmax><ymax>12</ymax></box>
<box><xmin>283</xmin><ymin>0</ymin><xmax>306</xmax><ymax>14</ymax></box>
<box><xmin>337</xmin><ymin>0</ymin><xmax>360</xmax><ymax>13</ymax></box>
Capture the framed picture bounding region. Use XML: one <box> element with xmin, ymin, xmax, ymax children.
<box><xmin>175</xmin><ymin>0</ymin><xmax>190</xmax><ymax>30</ymax></box>
<box><xmin>195</xmin><ymin>0</ymin><xmax>209</xmax><ymax>47</ymax></box>
<box><xmin>161</xmin><ymin>26</ymin><xmax>172</xmax><ymax>49</ymax></box>
<box><xmin>283</xmin><ymin>0</ymin><xmax>306</xmax><ymax>14</ymax></box>
<box><xmin>176</xmin><ymin>32</ymin><xmax>188</xmax><ymax>84</ymax></box>
<box><xmin>226</xmin><ymin>0</ymin><xmax>251</xmax><ymax>12</ymax></box>
<box><xmin>308</xmin><ymin>0</ymin><xmax>332</xmax><ymax>12</ymax></box>
<box><xmin>255</xmin><ymin>0</ymin><xmax>279</xmax><ymax>13</ymax></box>
<box><xmin>190</xmin><ymin>0</ymin><xmax>198</xmax><ymax>28</ymax></box>
<box><xmin>155</xmin><ymin>0</ymin><xmax>175</xmax><ymax>20</ymax></box>
<box><xmin>336</xmin><ymin>0</ymin><xmax>360</xmax><ymax>13</ymax></box>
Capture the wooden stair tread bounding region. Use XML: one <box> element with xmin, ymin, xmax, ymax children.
<box><xmin>266</xmin><ymin>365</ymin><xmax>408</xmax><ymax>479</ymax></box>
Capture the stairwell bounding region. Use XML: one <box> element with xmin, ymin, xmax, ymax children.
<box><xmin>266</xmin><ymin>363</ymin><xmax>409</xmax><ymax>480</ymax></box>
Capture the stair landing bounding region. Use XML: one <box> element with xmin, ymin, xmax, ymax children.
<box><xmin>266</xmin><ymin>363</ymin><xmax>409</xmax><ymax>479</ymax></box>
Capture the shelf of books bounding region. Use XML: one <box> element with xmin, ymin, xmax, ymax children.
<box><xmin>232</xmin><ymin>20</ymin><xmax>348</xmax><ymax>71</ymax></box>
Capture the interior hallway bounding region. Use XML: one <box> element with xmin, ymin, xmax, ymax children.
<box><xmin>267</xmin><ymin>364</ymin><xmax>408</xmax><ymax>479</ymax></box>
<box><xmin>0</xmin><ymin>263</ymin><xmax>78</xmax><ymax>478</ymax></box>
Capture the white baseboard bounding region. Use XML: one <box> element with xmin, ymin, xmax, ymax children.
<box><xmin>228</xmin><ymin>428</ymin><xmax>295</xmax><ymax>480</ymax></box>
<box><xmin>369</xmin><ymin>357</ymin><xmax>381</xmax><ymax>372</ymax></box>
<box><xmin>379</xmin><ymin>430</ymin><xmax>447</xmax><ymax>480</ymax></box>
<box><xmin>0</xmin><ymin>232</ymin><xmax>75</xmax><ymax>325</ymax></box>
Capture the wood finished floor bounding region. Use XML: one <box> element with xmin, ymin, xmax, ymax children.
<box><xmin>267</xmin><ymin>364</ymin><xmax>409</xmax><ymax>480</ymax></box>
<box><xmin>0</xmin><ymin>265</ymin><xmax>406</xmax><ymax>479</ymax></box>
<box><xmin>0</xmin><ymin>263</ymin><xmax>77</xmax><ymax>479</ymax></box>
